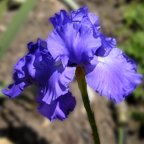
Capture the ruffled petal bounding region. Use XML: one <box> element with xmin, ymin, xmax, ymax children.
<box><xmin>96</xmin><ymin>34</ymin><xmax>116</xmax><ymax>57</ymax></box>
<box><xmin>13</xmin><ymin>57</ymin><xmax>27</xmax><ymax>79</ymax></box>
<box><xmin>47</xmin><ymin>23</ymin><xmax>101</xmax><ymax>64</ymax></box>
<box><xmin>88</xmin><ymin>12</ymin><xmax>100</xmax><ymax>27</ymax></box>
<box><xmin>71</xmin><ymin>7</ymin><xmax>88</xmax><ymax>22</ymax></box>
<box><xmin>2</xmin><ymin>56</ymin><xmax>31</xmax><ymax>98</ymax></box>
<box><xmin>38</xmin><ymin>92</ymin><xmax>76</xmax><ymax>121</ymax></box>
<box><xmin>2</xmin><ymin>82</ymin><xmax>29</xmax><ymax>98</ymax></box>
<box><xmin>85</xmin><ymin>48</ymin><xmax>142</xmax><ymax>103</ymax></box>
<box><xmin>71</xmin><ymin>7</ymin><xmax>101</xmax><ymax>32</ymax></box>
<box><xmin>17</xmin><ymin>39</ymin><xmax>76</xmax><ymax>105</ymax></box>
<box><xmin>47</xmin><ymin>7</ymin><xmax>102</xmax><ymax>65</ymax></box>
<box><xmin>50</xmin><ymin>10</ymin><xmax>70</xmax><ymax>28</ymax></box>
<box><xmin>47</xmin><ymin>28</ymin><xmax>69</xmax><ymax>60</ymax></box>
<box><xmin>40</xmin><ymin>66</ymin><xmax>76</xmax><ymax>104</ymax></box>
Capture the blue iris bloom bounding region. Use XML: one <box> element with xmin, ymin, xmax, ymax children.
<box><xmin>2</xmin><ymin>7</ymin><xmax>142</xmax><ymax>121</ymax></box>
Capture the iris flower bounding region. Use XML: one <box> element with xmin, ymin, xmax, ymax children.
<box><xmin>2</xmin><ymin>7</ymin><xmax>142</xmax><ymax>121</ymax></box>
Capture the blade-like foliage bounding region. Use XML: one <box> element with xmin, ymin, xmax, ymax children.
<box><xmin>0</xmin><ymin>0</ymin><xmax>36</xmax><ymax>57</ymax></box>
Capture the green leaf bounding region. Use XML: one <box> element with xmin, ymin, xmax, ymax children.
<box><xmin>0</xmin><ymin>0</ymin><xmax>8</xmax><ymax>20</ymax></box>
<box><xmin>0</xmin><ymin>0</ymin><xmax>36</xmax><ymax>57</ymax></box>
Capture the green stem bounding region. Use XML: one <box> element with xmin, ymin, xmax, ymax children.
<box><xmin>118</xmin><ymin>126</ymin><xmax>124</xmax><ymax>144</ymax></box>
<box><xmin>76</xmin><ymin>66</ymin><xmax>101</xmax><ymax>144</ymax></box>
<box><xmin>61</xmin><ymin>0</ymin><xmax>79</xmax><ymax>10</ymax></box>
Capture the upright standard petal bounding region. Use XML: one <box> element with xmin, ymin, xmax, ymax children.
<box><xmin>47</xmin><ymin>23</ymin><xmax>101</xmax><ymax>65</ymax></box>
<box><xmin>38</xmin><ymin>92</ymin><xmax>76</xmax><ymax>121</ymax></box>
<box><xmin>47</xmin><ymin>7</ymin><xmax>102</xmax><ymax>65</ymax></box>
<box><xmin>71</xmin><ymin>6</ymin><xmax>88</xmax><ymax>22</ymax></box>
<box><xmin>71</xmin><ymin>6</ymin><xmax>100</xmax><ymax>30</ymax></box>
<box><xmin>85</xmin><ymin>48</ymin><xmax>142</xmax><ymax>103</ymax></box>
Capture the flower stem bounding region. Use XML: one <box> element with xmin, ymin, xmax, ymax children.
<box><xmin>76</xmin><ymin>66</ymin><xmax>101</xmax><ymax>144</ymax></box>
<box><xmin>118</xmin><ymin>126</ymin><xmax>125</xmax><ymax>144</ymax></box>
<box><xmin>61</xmin><ymin>0</ymin><xmax>79</xmax><ymax>10</ymax></box>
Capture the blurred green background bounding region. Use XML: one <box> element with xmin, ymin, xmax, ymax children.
<box><xmin>0</xmin><ymin>0</ymin><xmax>144</xmax><ymax>144</ymax></box>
